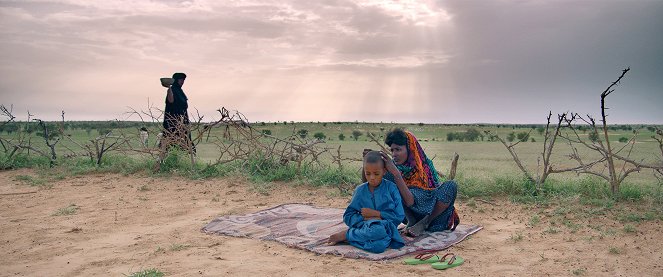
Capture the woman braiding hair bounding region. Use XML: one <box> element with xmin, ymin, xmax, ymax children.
<box><xmin>366</xmin><ymin>128</ymin><xmax>459</xmax><ymax>236</ymax></box>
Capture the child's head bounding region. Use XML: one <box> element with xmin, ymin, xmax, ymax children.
<box><xmin>363</xmin><ymin>151</ymin><xmax>385</xmax><ymax>187</ymax></box>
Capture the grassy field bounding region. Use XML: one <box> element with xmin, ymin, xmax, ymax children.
<box><xmin>2</xmin><ymin>122</ymin><xmax>662</xmax><ymax>198</ymax></box>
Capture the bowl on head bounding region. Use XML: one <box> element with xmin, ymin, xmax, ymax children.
<box><xmin>160</xmin><ymin>77</ymin><xmax>174</xmax><ymax>87</ymax></box>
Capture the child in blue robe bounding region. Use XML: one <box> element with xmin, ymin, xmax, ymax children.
<box><xmin>327</xmin><ymin>151</ymin><xmax>405</xmax><ymax>253</ymax></box>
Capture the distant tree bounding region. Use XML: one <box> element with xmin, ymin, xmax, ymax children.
<box><xmin>313</xmin><ymin>132</ymin><xmax>326</xmax><ymax>140</ymax></box>
<box><xmin>618</xmin><ymin>137</ymin><xmax>629</xmax><ymax>143</ymax></box>
<box><xmin>351</xmin><ymin>130</ymin><xmax>363</xmax><ymax>141</ymax></box>
<box><xmin>464</xmin><ymin>128</ymin><xmax>481</xmax><ymax>141</ymax></box>
<box><xmin>531</xmin><ymin>138</ymin><xmax>536</xmax><ymax>142</ymax></box>
<box><xmin>418</xmin><ymin>122</ymin><xmax>425</xmax><ymax>126</ymax></box>
<box><xmin>261</xmin><ymin>129</ymin><xmax>272</xmax><ymax>135</ymax></box>
<box><xmin>446</xmin><ymin>133</ymin><xmax>455</xmax><ymax>141</ymax></box>
<box><xmin>516</xmin><ymin>131</ymin><xmax>530</xmax><ymax>142</ymax></box>
<box><xmin>506</xmin><ymin>132</ymin><xmax>516</xmax><ymax>142</ymax></box>
<box><xmin>297</xmin><ymin>129</ymin><xmax>308</xmax><ymax>139</ymax></box>
<box><xmin>588</xmin><ymin>131</ymin><xmax>600</xmax><ymax>142</ymax></box>
<box><xmin>536</xmin><ymin>127</ymin><xmax>545</xmax><ymax>135</ymax></box>
<box><xmin>4</xmin><ymin>123</ymin><xmax>19</xmax><ymax>134</ymax></box>
<box><xmin>338</xmin><ymin>133</ymin><xmax>345</xmax><ymax>141</ymax></box>
<box><xmin>97</xmin><ymin>128</ymin><xmax>111</xmax><ymax>136</ymax></box>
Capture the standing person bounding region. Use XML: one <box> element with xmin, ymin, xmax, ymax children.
<box><xmin>139</xmin><ymin>127</ymin><xmax>149</xmax><ymax>147</ymax></box>
<box><xmin>162</xmin><ymin>72</ymin><xmax>195</xmax><ymax>153</ymax></box>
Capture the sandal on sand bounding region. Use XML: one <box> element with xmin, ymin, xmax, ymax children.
<box><xmin>431</xmin><ymin>253</ymin><xmax>464</xmax><ymax>270</ymax></box>
<box><xmin>403</xmin><ymin>251</ymin><xmax>440</xmax><ymax>265</ymax></box>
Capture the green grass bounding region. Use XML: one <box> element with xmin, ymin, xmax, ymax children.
<box><xmin>617</xmin><ymin>212</ymin><xmax>656</xmax><ymax>223</ymax></box>
<box><xmin>2</xmin><ymin>123</ymin><xmax>663</xmax><ymax>217</ymax></box>
<box><xmin>14</xmin><ymin>174</ymin><xmax>46</xmax><ymax>186</ymax></box>
<box><xmin>623</xmin><ymin>224</ymin><xmax>637</xmax><ymax>233</ymax></box>
<box><xmin>53</xmin><ymin>204</ymin><xmax>78</xmax><ymax>216</ymax></box>
<box><xmin>126</xmin><ymin>268</ymin><xmax>164</xmax><ymax>277</ymax></box>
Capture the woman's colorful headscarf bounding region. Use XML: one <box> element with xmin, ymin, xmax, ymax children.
<box><xmin>396</xmin><ymin>131</ymin><xmax>441</xmax><ymax>191</ymax></box>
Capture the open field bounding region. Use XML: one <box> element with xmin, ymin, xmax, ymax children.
<box><xmin>3</xmin><ymin>122</ymin><xmax>662</xmax><ymax>187</ymax></box>
<box><xmin>1</xmin><ymin>169</ymin><xmax>662</xmax><ymax>276</ymax></box>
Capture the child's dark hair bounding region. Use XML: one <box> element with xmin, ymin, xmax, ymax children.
<box><xmin>363</xmin><ymin>151</ymin><xmax>384</xmax><ymax>166</ymax></box>
<box><xmin>384</xmin><ymin>128</ymin><xmax>408</xmax><ymax>146</ymax></box>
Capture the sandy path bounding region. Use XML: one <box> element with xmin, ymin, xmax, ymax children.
<box><xmin>0</xmin><ymin>169</ymin><xmax>661</xmax><ymax>276</ymax></box>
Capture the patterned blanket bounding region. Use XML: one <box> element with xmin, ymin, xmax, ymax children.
<box><xmin>202</xmin><ymin>203</ymin><xmax>482</xmax><ymax>261</ymax></box>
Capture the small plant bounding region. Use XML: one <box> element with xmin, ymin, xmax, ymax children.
<box><xmin>543</xmin><ymin>226</ymin><xmax>559</xmax><ymax>234</ymax></box>
<box><xmin>528</xmin><ymin>215</ymin><xmax>541</xmax><ymax>227</ymax></box>
<box><xmin>126</xmin><ymin>268</ymin><xmax>164</xmax><ymax>277</ymax></box>
<box><xmin>608</xmin><ymin>247</ymin><xmax>621</xmax><ymax>255</ymax></box>
<box><xmin>618</xmin><ymin>136</ymin><xmax>628</xmax><ymax>143</ymax></box>
<box><xmin>154</xmin><ymin>246</ymin><xmax>165</xmax><ymax>254</ymax></box>
<box><xmin>138</xmin><ymin>185</ymin><xmax>150</xmax><ymax>192</ymax></box>
<box><xmin>53</xmin><ymin>204</ymin><xmax>78</xmax><ymax>216</ymax></box>
<box><xmin>338</xmin><ymin>133</ymin><xmax>345</xmax><ymax>141</ymax></box>
<box><xmin>510</xmin><ymin>232</ymin><xmax>523</xmax><ymax>242</ymax></box>
<box><xmin>170</xmin><ymin>243</ymin><xmax>191</xmax><ymax>251</ymax></box>
<box><xmin>466</xmin><ymin>199</ymin><xmax>476</xmax><ymax>208</ymax></box>
<box><xmin>623</xmin><ymin>224</ymin><xmax>636</xmax><ymax>233</ymax></box>
<box><xmin>261</xmin><ymin>129</ymin><xmax>272</xmax><ymax>135</ymax></box>
<box><xmin>572</xmin><ymin>268</ymin><xmax>586</xmax><ymax>275</ymax></box>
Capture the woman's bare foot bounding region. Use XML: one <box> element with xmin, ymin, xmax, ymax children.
<box><xmin>404</xmin><ymin>215</ymin><xmax>430</xmax><ymax>237</ymax></box>
<box><xmin>327</xmin><ymin>231</ymin><xmax>347</xmax><ymax>245</ymax></box>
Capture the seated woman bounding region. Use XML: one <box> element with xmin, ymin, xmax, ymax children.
<box><xmin>327</xmin><ymin>151</ymin><xmax>405</xmax><ymax>253</ymax></box>
<box><xmin>364</xmin><ymin>129</ymin><xmax>459</xmax><ymax>236</ymax></box>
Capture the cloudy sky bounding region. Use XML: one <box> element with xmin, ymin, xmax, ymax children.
<box><xmin>1</xmin><ymin>0</ymin><xmax>661</xmax><ymax>123</ymax></box>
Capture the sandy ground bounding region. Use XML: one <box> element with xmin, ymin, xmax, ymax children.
<box><xmin>1</xmin><ymin>169</ymin><xmax>662</xmax><ymax>277</ymax></box>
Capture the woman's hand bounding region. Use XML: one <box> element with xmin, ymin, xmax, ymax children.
<box><xmin>380</xmin><ymin>151</ymin><xmax>399</xmax><ymax>175</ymax></box>
<box><xmin>361</xmin><ymin>208</ymin><xmax>381</xmax><ymax>219</ymax></box>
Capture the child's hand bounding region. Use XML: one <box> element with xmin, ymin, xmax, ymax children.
<box><xmin>361</xmin><ymin>208</ymin><xmax>381</xmax><ymax>219</ymax></box>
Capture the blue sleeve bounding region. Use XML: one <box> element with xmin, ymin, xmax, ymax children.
<box><xmin>380</xmin><ymin>181</ymin><xmax>405</xmax><ymax>227</ymax></box>
<box><xmin>343</xmin><ymin>185</ymin><xmax>365</xmax><ymax>228</ymax></box>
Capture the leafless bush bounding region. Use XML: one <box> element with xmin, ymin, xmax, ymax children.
<box><xmin>491</xmin><ymin>68</ymin><xmax>663</xmax><ymax>195</ymax></box>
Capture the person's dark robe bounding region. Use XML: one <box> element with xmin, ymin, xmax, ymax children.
<box><xmin>163</xmin><ymin>82</ymin><xmax>189</xmax><ymax>131</ymax></box>
<box><xmin>161</xmin><ymin>82</ymin><xmax>194</xmax><ymax>152</ymax></box>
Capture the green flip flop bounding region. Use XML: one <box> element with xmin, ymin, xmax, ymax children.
<box><xmin>403</xmin><ymin>251</ymin><xmax>440</xmax><ymax>265</ymax></box>
<box><xmin>431</xmin><ymin>253</ymin><xmax>464</xmax><ymax>270</ymax></box>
